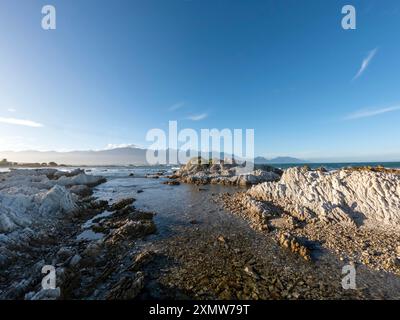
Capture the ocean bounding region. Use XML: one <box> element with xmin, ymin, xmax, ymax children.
<box><xmin>264</xmin><ymin>162</ymin><xmax>400</xmax><ymax>171</ymax></box>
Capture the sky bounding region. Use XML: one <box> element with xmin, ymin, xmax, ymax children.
<box><xmin>0</xmin><ymin>0</ymin><xmax>400</xmax><ymax>162</ymax></box>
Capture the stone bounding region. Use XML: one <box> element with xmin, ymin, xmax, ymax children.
<box><xmin>110</xmin><ymin>198</ymin><xmax>135</xmax><ymax>211</ymax></box>
<box><xmin>130</xmin><ymin>211</ymin><xmax>154</xmax><ymax>221</ymax></box>
<box><xmin>106</xmin><ymin>272</ymin><xmax>144</xmax><ymax>300</ymax></box>
<box><xmin>163</xmin><ymin>180</ymin><xmax>180</xmax><ymax>186</ymax></box>
<box><xmin>130</xmin><ymin>250</ymin><xmax>155</xmax><ymax>271</ymax></box>
<box><xmin>277</xmin><ymin>232</ymin><xmax>311</xmax><ymax>261</ymax></box>
<box><xmin>218</xmin><ymin>236</ymin><xmax>226</xmax><ymax>243</ymax></box>
<box><xmin>83</xmin><ymin>241</ymin><xmax>103</xmax><ymax>258</ymax></box>
<box><xmin>69</xmin><ymin>254</ymin><xmax>82</xmax><ymax>267</ymax></box>
<box><xmin>69</xmin><ymin>185</ymin><xmax>93</xmax><ymax>197</ymax></box>
<box><xmin>114</xmin><ymin>204</ymin><xmax>135</xmax><ymax>217</ymax></box>
<box><xmin>90</xmin><ymin>200</ymin><xmax>109</xmax><ymax>210</ymax></box>
<box><xmin>107</xmin><ymin>219</ymin><xmax>156</xmax><ymax>243</ymax></box>
<box><xmin>57</xmin><ymin>247</ymin><xmax>75</xmax><ymax>261</ymax></box>
<box><xmin>27</xmin><ymin>288</ymin><xmax>61</xmax><ymax>300</ymax></box>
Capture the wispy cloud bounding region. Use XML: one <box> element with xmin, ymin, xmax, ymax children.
<box><xmin>169</xmin><ymin>102</ymin><xmax>185</xmax><ymax>111</ymax></box>
<box><xmin>187</xmin><ymin>113</ymin><xmax>208</xmax><ymax>121</ymax></box>
<box><xmin>0</xmin><ymin>117</ymin><xmax>43</xmax><ymax>127</ymax></box>
<box><xmin>7</xmin><ymin>108</ymin><xmax>16</xmax><ymax>113</ymax></box>
<box><xmin>353</xmin><ymin>48</ymin><xmax>378</xmax><ymax>81</ymax></box>
<box><xmin>345</xmin><ymin>106</ymin><xmax>400</xmax><ymax>120</ymax></box>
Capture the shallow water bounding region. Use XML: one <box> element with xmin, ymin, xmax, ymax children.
<box><xmin>82</xmin><ymin>210</ymin><xmax>113</xmax><ymax>229</ymax></box>
<box><xmin>76</xmin><ymin>229</ymin><xmax>104</xmax><ymax>241</ymax></box>
<box><xmin>92</xmin><ymin>169</ymin><xmax>245</xmax><ymax>238</ymax></box>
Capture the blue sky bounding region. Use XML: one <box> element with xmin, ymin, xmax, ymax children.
<box><xmin>0</xmin><ymin>0</ymin><xmax>399</xmax><ymax>161</ymax></box>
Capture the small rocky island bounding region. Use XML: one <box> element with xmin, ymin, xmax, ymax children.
<box><xmin>171</xmin><ymin>157</ymin><xmax>282</xmax><ymax>186</ymax></box>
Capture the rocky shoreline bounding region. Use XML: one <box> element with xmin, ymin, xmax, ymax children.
<box><xmin>217</xmin><ymin>166</ymin><xmax>400</xmax><ymax>275</ymax></box>
<box><xmin>1</xmin><ymin>165</ymin><xmax>399</xmax><ymax>300</ymax></box>
<box><xmin>0</xmin><ymin>169</ymin><xmax>157</xmax><ymax>300</ymax></box>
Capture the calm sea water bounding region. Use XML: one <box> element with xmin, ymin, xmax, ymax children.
<box><xmin>264</xmin><ymin>162</ymin><xmax>400</xmax><ymax>170</ymax></box>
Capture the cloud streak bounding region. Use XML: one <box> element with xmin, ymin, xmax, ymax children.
<box><xmin>169</xmin><ymin>102</ymin><xmax>185</xmax><ymax>111</ymax></box>
<box><xmin>187</xmin><ymin>113</ymin><xmax>208</xmax><ymax>121</ymax></box>
<box><xmin>0</xmin><ymin>117</ymin><xmax>43</xmax><ymax>127</ymax></box>
<box><xmin>345</xmin><ymin>106</ymin><xmax>400</xmax><ymax>120</ymax></box>
<box><xmin>353</xmin><ymin>48</ymin><xmax>378</xmax><ymax>81</ymax></box>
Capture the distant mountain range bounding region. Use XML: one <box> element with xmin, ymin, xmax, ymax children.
<box><xmin>254</xmin><ymin>156</ymin><xmax>306</xmax><ymax>164</ymax></box>
<box><xmin>0</xmin><ymin>147</ymin><xmax>306</xmax><ymax>166</ymax></box>
<box><xmin>0</xmin><ymin>147</ymin><xmax>148</xmax><ymax>166</ymax></box>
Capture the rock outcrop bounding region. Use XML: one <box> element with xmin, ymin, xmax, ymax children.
<box><xmin>175</xmin><ymin>160</ymin><xmax>281</xmax><ymax>186</ymax></box>
<box><xmin>247</xmin><ymin>167</ymin><xmax>400</xmax><ymax>228</ymax></box>
<box><xmin>276</xmin><ymin>231</ymin><xmax>311</xmax><ymax>261</ymax></box>
<box><xmin>0</xmin><ymin>169</ymin><xmax>105</xmax><ymax>234</ymax></box>
<box><xmin>1</xmin><ymin>186</ymin><xmax>157</xmax><ymax>300</ymax></box>
<box><xmin>218</xmin><ymin>166</ymin><xmax>400</xmax><ymax>274</ymax></box>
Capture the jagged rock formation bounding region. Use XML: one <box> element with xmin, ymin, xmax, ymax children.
<box><xmin>218</xmin><ymin>167</ymin><xmax>400</xmax><ymax>272</ymax></box>
<box><xmin>247</xmin><ymin>167</ymin><xmax>400</xmax><ymax>228</ymax></box>
<box><xmin>175</xmin><ymin>160</ymin><xmax>281</xmax><ymax>186</ymax></box>
<box><xmin>276</xmin><ymin>231</ymin><xmax>311</xmax><ymax>261</ymax></box>
<box><xmin>0</xmin><ymin>169</ymin><xmax>105</xmax><ymax>234</ymax></box>
<box><xmin>218</xmin><ymin>192</ymin><xmax>278</xmax><ymax>231</ymax></box>
<box><xmin>2</xmin><ymin>194</ymin><xmax>157</xmax><ymax>300</ymax></box>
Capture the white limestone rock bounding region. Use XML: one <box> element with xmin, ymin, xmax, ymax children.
<box><xmin>247</xmin><ymin>167</ymin><xmax>400</xmax><ymax>228</ymax></box>
<box><xmin>0</xmin><ymin>169</ymin><xmax>105</xmax><ymax>234</ymax></box>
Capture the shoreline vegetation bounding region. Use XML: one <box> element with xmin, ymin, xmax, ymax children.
<box><xmin>0</xmin><ymin>157</ymin><xmax>399</xmax><ymax>299</ymax></box>
<box><xmin>0</xmin><ymin>159</ymin><xmax>67</xmax><ymax>168</ymax></box>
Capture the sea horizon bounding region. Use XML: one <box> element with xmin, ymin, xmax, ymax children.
<box><xmin>2</xmin><ymin>160</ymin><xmax>400</xmax><ymax>170</ymax></box>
